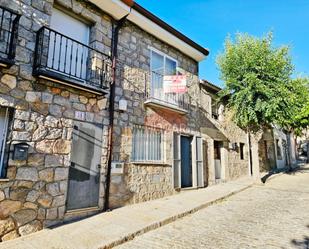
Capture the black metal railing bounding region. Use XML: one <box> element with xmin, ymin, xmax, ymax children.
<box><xmin>0</xmin><ymin>6</ymin><xmax>20</xmax><ymax>66</ymax></box>
<box><xmin>212</xmin><ymin>112</ymin><xmax>219</xmax><ymax>120</ymax></box>
<box><xmin>33</xmin><ymin>26</ymin><xmax>112</xmax><ymax>92</ymax></box>
<box><xmin>146</xmin><ymin>71</ymin><xmax>189</xmax><ymax>111</ymax></box>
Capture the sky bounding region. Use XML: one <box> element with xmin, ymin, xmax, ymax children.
<box><xmin>137</xmin><ymin>0</ymin><xmax>309</xmax><ymax>87</ymax></box>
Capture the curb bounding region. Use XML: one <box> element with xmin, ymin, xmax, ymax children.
<box><xmin>100</xmin><ymin>183</ymin><xmax>254</xmax><ymax>249</ymax></box>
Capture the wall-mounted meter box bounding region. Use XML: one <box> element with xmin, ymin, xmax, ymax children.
<box><xmin>111</xmin><ymin>162</ymin><xmax>124</xmax><ymax>174</ymax></box>
<box><xmin>228</xmin><ymin>142</ymin><xmax>238</xmax><ymax>150</ymax></box>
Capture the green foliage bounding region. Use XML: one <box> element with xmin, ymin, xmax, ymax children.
<box><xmin>287</xmin><ymin>77</ymin><xmax>309</xmax><ymax>135</ymax></box>
<box><xmin>217</xmin><ymin>32</ymin><xmax>298</xmax><ymax>132</ymax></box>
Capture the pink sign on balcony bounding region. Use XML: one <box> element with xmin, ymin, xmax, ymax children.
<box><xmin>163</xmin><ymin>75</ymin><xmax>187</xmax><ymax>93</ymax></box>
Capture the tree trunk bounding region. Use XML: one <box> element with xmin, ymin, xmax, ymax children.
<box><xmin>247</xmin><ymin>130</ymin><xmax>253</xmax><ymax>176</ymax></box>
<box><xmin>307</xmin><ymin>142</ymin><xmax>309</xmax><ymax>164</ymax></box>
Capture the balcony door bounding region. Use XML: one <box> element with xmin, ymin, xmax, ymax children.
<box><xmin>48</xmin><ymin>8</ymin><xmax>90</xmax><ymax>80</ymax></box>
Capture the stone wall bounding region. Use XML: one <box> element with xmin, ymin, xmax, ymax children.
<box><xmin>0</xmin><ymin>0</ymin><xmax>111</xmax><ymax>241</ymax></box>
<box><xmin>220</xmin><ymin>115</ymin><xmax>249</xmax><ymax>180</ymax></box>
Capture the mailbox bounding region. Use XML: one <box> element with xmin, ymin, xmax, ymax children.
<box><xmin>13</xmin><ymin>143</ymin><xmax>29</xmax><ymax>160</ymax></box>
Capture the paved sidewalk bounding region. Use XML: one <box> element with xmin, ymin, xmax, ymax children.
<box><xmin>0</xmin><ymin>177</ymin><xmax>255</xmax><ymax>249</ymax></box>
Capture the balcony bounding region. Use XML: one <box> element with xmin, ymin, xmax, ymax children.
<box><xmin>0</xmin><ymin>6</ymin><xmax>20</xmax><ymax>67</ymax></box>
<box><xmin>144</xmin><ymin>71</ymin><xmax>189</xmax><ymax>114</ymax></box>
<box><xmin>33</xmin><ymin>27</ymin><xmax>112</xmax><ymax>95</ymax></box>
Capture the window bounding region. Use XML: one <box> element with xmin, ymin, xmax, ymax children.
<box><xmin>214</xmin><ymin>141</ymin><xmax>221</xmax><ymax>160</ymax></box>
<box><xmin>240</xmin><ymin>143</ymin><xmax>245</xmax><ymax>160</ymax></box>
<box><xmin>276</xmin><ymin>139</ymin><xmax>282</xmax><ymax>160</ymax></box>
<box><xmin>49</xmin><ymin>8</ymin><xmax>90</xmax><ymax>79</ymax></box>
<box><xmin>150</xmin><ymin>49</ymin><xmax>177</xmax><ymax>76</ymax></box>
<box><xmin>212</xmin><ymin>102</ymin><xmax>219</xmax><ymax>119</ymax></box>
<box><xmin>0</xmin><ymin>107</ymin><xmax>13</xmax><ymax>178</ymax></box>
<box><xmin>132</xmin><ymin>125</ymin><xmax>164</xmax><ymax>162</ymax></box>
<box><xmin>150</xmin><ymin>49</ymin><xmax>177</xmax><ymax>92</ymax></box>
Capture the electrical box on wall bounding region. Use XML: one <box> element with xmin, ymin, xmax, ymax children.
<box><xmin>119</xmin><ymin>99</ymin><xmax>127</xmax><ymax>112</ymax></box>
<box><xmin>111</xmin><ymin>162</ymin><xmax>124</xmax><ymax>174</ymax></box>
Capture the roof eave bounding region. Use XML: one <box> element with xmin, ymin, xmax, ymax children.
<box><xmin>88</xmin><ymin>0</ymin><xmax>209</xmax><ymax>62</ymax></box>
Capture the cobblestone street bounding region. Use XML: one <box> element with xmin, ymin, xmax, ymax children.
<box><xmin>117</xmin><ymin>165</ymin><xmax>309</xmax><ymax>249</ymax></box>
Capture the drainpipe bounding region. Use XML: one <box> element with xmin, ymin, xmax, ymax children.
<box><xmin>104</xmin><ymin>14</ymin><xmax>129</xmax><ymax>212</ymax></box>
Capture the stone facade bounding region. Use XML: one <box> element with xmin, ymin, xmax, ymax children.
<box><xmin>109</xmin><ymin>19</ymin><xmax>202</xmax><ymax>208</ymax></box>
<box><xmin>199</xmin><ymin>85</ymin><xmax>251</xmax><ymax>184</ymax></box>
<box><xmin>0</xmin><ymin>0</ymin><xmax>111</xmax><ymax>241</ymax></box>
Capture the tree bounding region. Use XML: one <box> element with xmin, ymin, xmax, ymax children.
<box><xmin>286</xmin><ymin>77</ymin><xmax>309</xmax><ymax>135</ymax></box>
<box><xmin>287</xmin><ymin>77</ymin><xmax>309</xmax><ymax>162</ymax></box>
<box><xmin>216</xmin><ymin>32</ymin><xmax>301</xmax><ymax>172</ymax></box>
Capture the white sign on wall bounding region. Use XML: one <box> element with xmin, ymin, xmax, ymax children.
<box><xmin>163</xmin><ymin>75</ymin><xmax>187</xmax><ymax>94</ymax></box>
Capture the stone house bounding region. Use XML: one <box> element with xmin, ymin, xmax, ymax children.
<box><xmin>0</xmin><ymin>0</ymin><xmax>214</xmax><ymax>241</ymax></box>
<box><xmin>0</xmin><ymin>0</ymin><xmax>114</xmax><ymax>241</ymax></box>
<box><xmin>106</xmin><ymin>2</ymin><xmax>210</xmax><ymax>208</ymax></box>
<box><xmin>199</xmin><ymin>80</ymin><xmax>253</xmax><ymax>184</ymax></box>
<box><xmin>199</xmin><ymin>81</ymin><xmax>298</xmax><ymax>178</ymax></box>
<box><xmin>259</xmin><ymin>126</ymin><xmax>297</xmax><ymax>172</ymax></box>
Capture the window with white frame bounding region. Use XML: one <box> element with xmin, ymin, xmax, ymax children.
<box><xmin>132</xmin><ymin>125</ymin><xmax>164</xmax><ymax>162</ymax></box>
<box><xmin>150</xmin><ymin>49</ymin><xmax>177</xmax><ymax>76</ymax></box>
<box><xmin>150</xmin><ymin>49</ymin><xmax>178</xmax><ymax>95</ymax></box>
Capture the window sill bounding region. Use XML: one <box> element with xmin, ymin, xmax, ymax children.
<box><xmin>130</xmin><ymin>161</ymin><xmax>170</xmax><ymax>166</ymax></box>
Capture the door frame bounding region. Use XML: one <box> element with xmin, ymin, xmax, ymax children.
<box><xmin>173</xmin><ymin>133</ymin><xmax>205</xmax><ymax>189</ymax></box>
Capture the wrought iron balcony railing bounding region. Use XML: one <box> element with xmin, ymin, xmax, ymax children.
<box><xmin>145</xmin><ymin>71</ymin><xmax>189</xmax><ymax>113</ymax></box>
<box><xmin>0</xmin><ymin>6</ymin><xmax>20</xmax><ymax>67</ymax></box>
<box><xmin>33</xmin><ymin>26</ymin><xmax>112</xmax><ymax>94</ymax></box>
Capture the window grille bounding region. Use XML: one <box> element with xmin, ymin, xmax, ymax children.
<box><xmin>132</xmin><ymin>125</ymin><xmax>164</xmax><ymax>162</ymax></box>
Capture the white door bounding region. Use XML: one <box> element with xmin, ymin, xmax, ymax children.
<box><xmin>48</xmin><ymin>8</ymin><xmax>90</xmax><ymax>79</ymax></box>
<box><xmin>0</xmin><ymin>108</ymin><xmax>9</xmax><ymax>177</ymax></box>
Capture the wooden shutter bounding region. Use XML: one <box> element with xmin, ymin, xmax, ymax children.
<box><xmin>173</xmin><ymin>133</ymin><xmax>181</xmax><ymax>188</ymax></box>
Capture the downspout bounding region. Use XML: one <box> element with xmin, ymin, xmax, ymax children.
<box><xmin>104</xmin><ymin>14</ymin><xmax>130</xmax><ymax>211</ymax></box>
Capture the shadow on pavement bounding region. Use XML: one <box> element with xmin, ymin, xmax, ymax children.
<box><xmin>291</xmin><ymin>225</ymin><xmax>309</xmax><ymax>249</ymax></box>
<box><xmin>261</xmin><ymin>168</ymin><xmax>288</xmax><ymax>184</ymax></box>
<box><xmin>261</xmin><ymin>163</ymin><xmax>309</xmax><ymax>183</ymax></box>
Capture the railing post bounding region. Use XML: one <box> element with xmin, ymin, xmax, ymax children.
<box><xmin>33</xmin><ymin>27</ymin><xmax>44</xmax><ymax>74</ymax></box>
<box><xmin>7</xmin><ymin>14</ymin><xmax>20</xmax><ymax>60</ymax></box>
